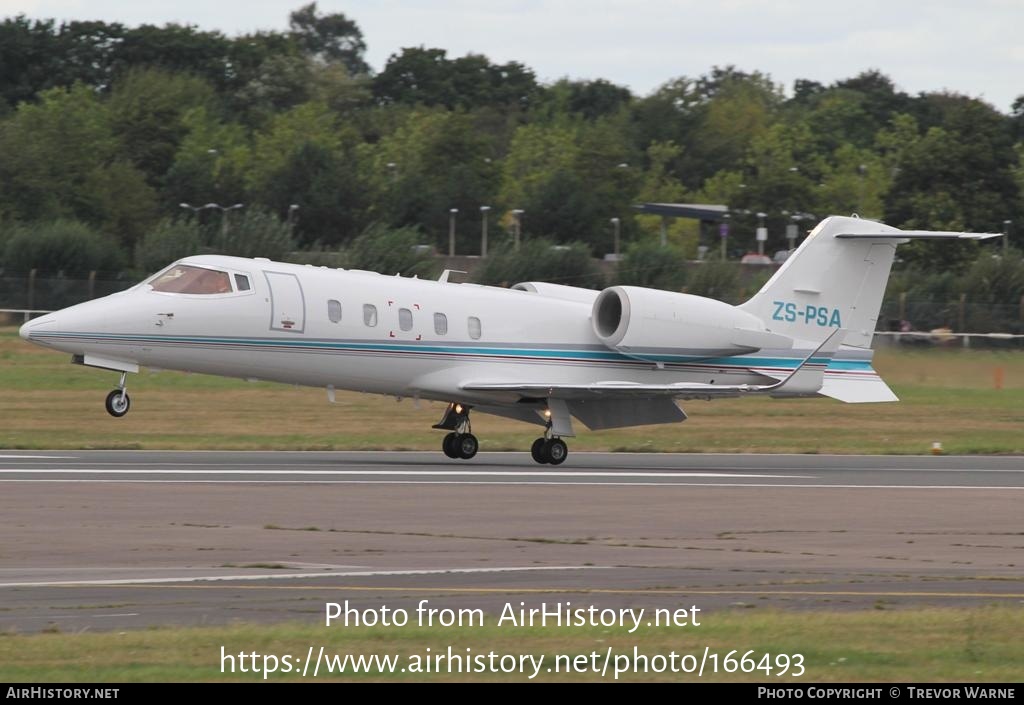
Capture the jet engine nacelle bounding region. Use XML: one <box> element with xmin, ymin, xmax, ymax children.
<box><xmin>591</xmin><ymin>286</ymin><xmax>791</xmax><ymax>359</ymax></box>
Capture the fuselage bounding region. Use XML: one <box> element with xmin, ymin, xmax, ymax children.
<box><xmin>19</xmin><ymin>255</ymin><xmax>874</xmax><ymax>411</ymax></box>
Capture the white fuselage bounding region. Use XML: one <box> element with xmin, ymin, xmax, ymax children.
<box><xmin>21</xmin><ymin>257</ymin><xmax>776</xmax><ymax>395</ymax></box>
<box><xmin>18</xmin><ymin>215</ymin><xmax>990</xmax><ymax>460</ymax></box>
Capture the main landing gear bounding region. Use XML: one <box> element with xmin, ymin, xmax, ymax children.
<box><xmin>433</xmin><ymin>402</ymin><xmax>570</xmax><ymax>464</ymax></box>
<box><xmin>104</xmin><ymin>372</ymin><xmax>131</xmax><ymax>418</ymax></box>
<box><xmin>530</xmin><ymin>436</ymin><xmax>568</xmax><ymax>465</ymax></box>
<box><xmin>433</xmin><ymin>403</ymin><xmax>478</xmax><ymax>460</ymax></box>
<box><xmin>443</xmin><ymin>431</ymin><xmax>478</xmax><ymax>460</ymax></box>
<box><xmin>529</xmin><ymin>400</ymin><xmax>571</xmax><ymax>465</ymax></box>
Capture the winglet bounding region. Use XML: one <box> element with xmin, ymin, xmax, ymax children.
<box><xmin>769</xmin><ymin>328</ymin><xmax>846</xmax><ymax>396</ymax></box>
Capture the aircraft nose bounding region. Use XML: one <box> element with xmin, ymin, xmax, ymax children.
<box><xmin>19</xmin><ymin>313</ymin><xmax>55</xmax><ymax>342</ymax></box>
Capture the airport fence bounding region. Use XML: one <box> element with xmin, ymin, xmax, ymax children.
<box><xmin>0</xmin><ymin>272</ymin><xmax>133</xmax><ymax>313</ymax></box>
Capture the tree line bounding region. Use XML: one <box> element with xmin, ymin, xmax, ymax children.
<box><xmin>1</xmin><ymin>3</ymin><xmax>1023</xmax><ymax>291</ymax></box>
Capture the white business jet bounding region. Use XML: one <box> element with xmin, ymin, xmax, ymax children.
<box><xmin>20</xmin><ymin>215</ymin><xmax>995</xmax><ymax>464</ymax></box>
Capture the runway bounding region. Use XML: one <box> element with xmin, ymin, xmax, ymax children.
<box><xmin>1</xmin><ymin>451</ymin><xmax>1022</xmax><ymax>632</ymax></box>
<box><xmin>2</xmin><ymin>449</ymin><xmax>1022</xmax><ymax>487</ymax></box>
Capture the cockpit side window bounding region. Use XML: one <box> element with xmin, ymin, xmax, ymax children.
<box><xmin>234</xmin><ymin>274</ymin><xmax>251</xmax><ymax>291</ymax></box>
<box><xmin>151</xmin><ymin>265</ymin><xmax>232</xmax><ymax>295</ymax></box>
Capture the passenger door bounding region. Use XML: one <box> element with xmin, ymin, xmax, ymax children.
<box><xmin>264</xmin><ymin>271</ymin><xmax>306</xmax><ymax>333</ymax></box>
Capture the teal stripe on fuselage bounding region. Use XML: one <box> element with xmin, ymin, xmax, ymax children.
<box><xmin>32</xmin><ymin>331</ymin><xmax>875</xmax><ymax>372</ymax></box>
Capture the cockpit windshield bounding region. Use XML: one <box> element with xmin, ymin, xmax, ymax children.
<box><xmin>150</xmin><ymin>265</ymin><xmax>233</xmax><ymax>295</ymax></box>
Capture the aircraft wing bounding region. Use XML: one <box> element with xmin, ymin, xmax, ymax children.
<box><xmin>462</xmin><ymin>329</ymin><xmax>846</xmax><ymax>401</ymax></box>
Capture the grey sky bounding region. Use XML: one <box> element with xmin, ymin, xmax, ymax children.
<box><xmin>5</xmin><ymin>0</ymin><xmax>1022</xmax><ymax>112</ymax></box>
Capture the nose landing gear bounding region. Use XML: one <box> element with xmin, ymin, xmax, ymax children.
<box><xmin>104</xmin><ymin>372</ymin><xmax>131</xmax><ymax>418</ymax></box>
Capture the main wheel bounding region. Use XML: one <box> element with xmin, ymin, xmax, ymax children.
<box><xmin>545</xmin><ymin>438</ymin><xmax>568</xmax><ymax>465</ymax></box>
<box><xmin>457</xmin><ymin>433</ymin><xmax>479</xmax><ymax>460</ymax></box>
<box><xmin>442</xmin><ymin>432</ymin><xmax>460</xmax><ymax>459</ymax></box>
<box><xmin>531</xmin><ymin>438</ymin><xmax>547</xmax><ymax>464</ymax></box>
<box><xmin>105</xmin><ymin>389</ymin><xmax>130</xmax><ymax>418</ymax></box>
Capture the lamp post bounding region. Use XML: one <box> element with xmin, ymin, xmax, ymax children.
<box><xmin>179</xmin><ymin>202</ymin><xmax>205</xmax><ymax>218</ymax></box>
<box><xmin>185</xmin><ymin>202</ymin><xmax>242</xmax><ymax>249</ymax></box>
<box><xmin>756</xmin><ymin>211</ymin><xmax>767</xmax><ymax>256</ymax></box>
<box><xmin>720</xmin><ymin>213</ymin><xmax>730</xmax><ymax>260</ymax></box>
<box><xmin>448</xmin><ymin>208</ymin><xmax>458</xmax><ymax>257</ymax></box>
<box><xmin>480</xmin><ymin>206</ymin><xmax>491</xmax><ymax>258</ymax></box>
<box><xmin>512</xmin><ymin>209</ymin><xmax>524</xmax><ymax>251</ymax></box>
<box><xmin>203</xmin><ymin>203</ymin><xmax>244</xmax><ymax>249</ymax></box>
<box><xmin>287</xmin><ymin>204</ymin><xmax>300</xmax><ymax>236</ymax></box>
<box><xmin>179</xmin><ymin>202</ymin><xmax>243</xmax><ymax>249</ymax></box>
<box><xmin>788</xmin><ymin>212</ymin><xmax>815</xmax><ymax>252</ymax></box>
<box><xmin>1004</xmin><ymin>220</ymin><xmax>1013</xmax><ymax>253</ymax></box>
<box><xmin>611</xmin><ymin>163</ymin><xmax>630</xmax><ymax>247</ymax></box>
<box><xmin>856</xmin><ymin>163</ymin><xmax>868</xmax><ymax>215</ymax></box>
<box><xmin>179</xmin><ymin>202</ymin><xmax>214</xmax><ymax>233</ymax></box>
<box><xmin>786</xmin><ymin>215</ymin><xmax>799</xmax><ymax>252</ymax></box>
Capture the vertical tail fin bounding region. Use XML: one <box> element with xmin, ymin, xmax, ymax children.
<box><xmin>739</xmin><ymin>216</ymin><xmax>999</xmax><ymax>349</ymax></box>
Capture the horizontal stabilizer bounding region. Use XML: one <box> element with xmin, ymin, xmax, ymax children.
<box><xmin>835</xmin><ymin>231</ymin><xmax>1000</xmax><ymax>241</ymax></box>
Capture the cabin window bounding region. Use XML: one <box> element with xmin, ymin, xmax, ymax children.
<box><xmin>434</xmin><ymin>312</ymin><xmax>448</xmax><ymax>335</ymax></box>
<box><xmin>150</xmin><ymin>265</ymin><xmax>232</xmax><ymax>295</ymax></box>
<box><xmin>234</xmin><ymin>274</ymin><xmax>251</xmax><ymax>291</ymax></box>
<box><xmin>363</xmin><ymin>304</ymin><xmax>378</xmax><ymax>327</ymax></box>
<box><xmin>327</xmin><ymin>299</ymin><xmax>342</xmax><ymax>323</ymax></box>
<box><xmin>468</xmin><ymin>316</ymin><xmax>482</xmax><ymax>340</ymax></box>
<box><xmin>399</xmin><ymin>308</ymin><xmax>413</xmax><ymax>331</ymax></box>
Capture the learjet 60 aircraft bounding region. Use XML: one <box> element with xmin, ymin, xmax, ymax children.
<box><xmin>19</xmin><ymin>215</ymin><xmax>996</xmax><ymax>465</ymax></box>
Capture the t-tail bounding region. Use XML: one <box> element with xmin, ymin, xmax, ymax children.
<box><xmin>739</xmin><ymin>215</ymin><xmax>999</xmax><ymax>403</ymax></box>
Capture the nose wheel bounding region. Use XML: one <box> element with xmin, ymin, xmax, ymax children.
<box><xmin>104</xmin><ymin>372</ymin><xmax>131</xmax><ymax>418</ymax></box>
<box><xmin>105</xmin><ymin>389</ymin><xmax>130</xmax><ymax>417</ymax></box>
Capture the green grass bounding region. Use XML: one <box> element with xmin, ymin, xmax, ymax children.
<box><xmin>2</xmin><ymin>328</ymin><xmax>1023</xmax><ymax>454</ymax></box>
<box><xmin>0</xmin><ymin>607</ymin><xmax>1020</xmax><ymax>682</ymax></box>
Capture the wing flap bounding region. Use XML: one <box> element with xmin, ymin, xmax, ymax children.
<box><xmin>569</xmin><ymin>398</ymin><xmax>687</xmax><ymax>430</ymax></box>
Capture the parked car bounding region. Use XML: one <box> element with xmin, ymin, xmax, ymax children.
<box><xmin>740</xmin><ymin>253</ymin><xmax>773</xmax><ymax>265</ymax></box>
